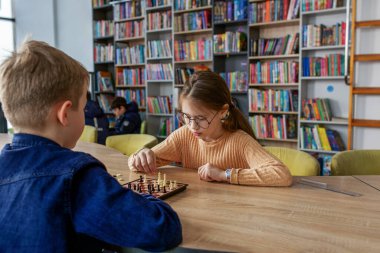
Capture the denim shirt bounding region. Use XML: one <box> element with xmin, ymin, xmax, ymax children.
<box><xmin>0</xmin><ymin>134</ymin><xmax>182</xmax><ymax>252</ymax></box>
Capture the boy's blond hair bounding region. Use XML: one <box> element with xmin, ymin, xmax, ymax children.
<box><xmin>0</xmin><ymin>40</ymin><xmax>89</xmax><ymax>129</ymax></box>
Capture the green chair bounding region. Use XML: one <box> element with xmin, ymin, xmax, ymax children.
<box><xmin>331</xmin><ymin>150</ymin><xmax>380</xmax><ymax>175</ymax></box>
<box><xmin>106</xmin><ymin>134</ymin><xmax>158</xmax><ymax>156</ymax></box>
<box><xmin>79</xmin><ymin>125</ymin><xmax>98</xmax><ymax>143</ymax></box>
<box><xmin>140</xmin><ymin>120</ymin><xmax>147</xmax><ymax>134</ymax></box>
<box><xmin>264</xmin><ymin>146</ymin><xmax>320</xmax><ymax>176</ymax></box>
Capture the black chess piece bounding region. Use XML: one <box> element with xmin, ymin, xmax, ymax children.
<box><xmin>139</xmin><ymin>175</ymin><xmax>143</xmax><ymax>182</ymax></box>
<box><xmin>157</xmin><ymin>184</ymin><xmax>160</xmax><ymax>192</ymax></box>
<box><xmin>163</xmin><ymin>186</ymin><xmax>166</xmax><ymax>193</ymax></box>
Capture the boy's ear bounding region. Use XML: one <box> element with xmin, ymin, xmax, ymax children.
<box><xmin>56</xmin><ymin>101</ymin><xmax>73</xmax><ymax>126</ymax></box>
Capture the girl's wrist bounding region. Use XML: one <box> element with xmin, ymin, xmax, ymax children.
<box><xmin>225</xmin><ymin>168</ymin><xmax>231</xmax><ymax>183</ymax></box>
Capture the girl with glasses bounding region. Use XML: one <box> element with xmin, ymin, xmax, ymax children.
<box><xmin>129</xmin><ymin>71</ymin><xmax>292</xmax><ymax>186</ymax></box>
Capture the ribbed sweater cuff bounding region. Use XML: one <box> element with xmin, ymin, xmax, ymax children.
<box><xmin>230</xmin><ymin>168</ymin><xmax>239</xmax><ymax>184</ymax></box>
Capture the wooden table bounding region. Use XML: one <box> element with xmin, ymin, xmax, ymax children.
<box><xmin>1</xmin><ymin>134</ymin><xmax>380</xmax><ymax>252</ymax></box>
<box><xmin>353</xmin><ymin>175</ymin><xmax>380</xmax><ymax>192</ymax></box>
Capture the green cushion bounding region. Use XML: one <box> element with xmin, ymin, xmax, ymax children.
<box><xmin>79</xmin><ymin>125</ymin><xmax>98</xmax><ymax>143</ymax></box>
<box><xmin>331</xmin><ymin>150</ymin><xmax>380</xmax><ymax>175</ymax></box>
<box><xmin>264</xmin><ymin>147</ymin><xmax>320</xmax><ymax>176</ymax></box>
<box><xmin>106</xmin><ymin>134</ymin><xmax>158</xmax><ymax>156</ymax></box>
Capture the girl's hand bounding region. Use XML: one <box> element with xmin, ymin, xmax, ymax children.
<box><xmin>131</xmin><ymin>148</ymin><xmax>157</xmax><ymax>173</ymax></box>
<box><xmin>198</xmin><ymin>163</ymin><xmax>227</xmax><ymax>182</ymax></box>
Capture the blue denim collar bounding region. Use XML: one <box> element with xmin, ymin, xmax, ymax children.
<box><xmin>12</xmin><ymin>133</ymin><xmax>61</xmax><ymax>149</ymax></box>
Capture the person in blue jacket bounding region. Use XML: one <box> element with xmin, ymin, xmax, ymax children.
<box><xmin>110</xmin><ymin>96</ymin><xmax>141</xmax><ymax>135</ymax></box>
<box><xmin>0</xmin><ymin>40</ymin><xmax>182</xmax><ymax>253</ymax></box>
<box><xmin>84</xmin><ymin>91</ymin><xmax>109</xmax><ymax>144</ymax></box>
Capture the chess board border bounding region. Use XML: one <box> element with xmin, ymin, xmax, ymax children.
<box><xmin>123</xmin><ymin>178</ymin><xmax>188</xmax><ymax>200</ymax></box>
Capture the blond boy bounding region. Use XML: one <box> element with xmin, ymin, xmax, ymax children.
<box><xmin>0</xmin><ymin>40</ymin><xmax>182</xmax><ymax>252</ymax></box>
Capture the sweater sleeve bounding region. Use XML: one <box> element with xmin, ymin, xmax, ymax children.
<box><xmin>230</xmin><ymin>138</ymin><xmax>293</xmax><ymax>186</ymax></box>
<box><xmin>128</xmin><ymin>128</ymin><xmax>183</xmax><ymax>170</ymax></box>
<box><xmin>72</xmin><ymin>166</ymin><xmax>182</xmax><ymax>252</ymax></box>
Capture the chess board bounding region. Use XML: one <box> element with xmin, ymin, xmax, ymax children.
<box><xmin>122</xmin><ymin>176</ymin><xmax>188</xmax><ymax>200</ymax></box>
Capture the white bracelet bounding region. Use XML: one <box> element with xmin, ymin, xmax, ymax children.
<box><xmin>225</xmin><ymin>168</ymin><xmax>231</xmax><ymax>181</ymax></box>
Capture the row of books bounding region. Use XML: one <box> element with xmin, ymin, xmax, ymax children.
<box><xmin>96</xmin><ymin>71</ymin><xmax>114</xmax><ymax>92</ymax></box>
<box><xmin>219</xmin><ymin>71</ymin><xmax>248</xmax><ymax>92</ymax></box>
<box><xmin>147</xmin><ymin>96</ymin><xmax>172</xmax><ymax>114</ymax></box>
<box><xmin>97</xmin><ymin>94</ymin><xmax>114</xmax><ymax>113</ymax></box>
<box><xmin>300</xmin><ymin>125</ymin><xmax>345</xmax><ymax>151</ymax></box>
<box><xmin>302</xmin><ymin>22</ymin><xmax>346</xmax><ymax>48</ymax></box>
<box><xmin>146</xmin><ymin>63</ymin><xmax>173</xmax><ymax>80</ymax></box>
<box><xmin>301</xmin><ymin>0</ymin><xmax>344</xmax><ymax>12</ymax></box>
<box><xmin>93</xmin><ymin>0</ymin><xmax>112</xmax><ymax>8</ymax></box>
<box><xmin>115</xmin><ymin>89</ymin><xmax>146</xmax><ymax>108</ymax></box>
<box><xmin>302</xmin><ymin>54</ymin><xmax>344</xmax><ymax>77</ymax></box>
<box><xmin>147</xmin><ymin>39</ymin><xmax>172</xmax><ymax>59</ymax></box>
<box><xmin>213</xmin><ymin>31</ymin><xmax>247</xmax><ymax>53</ymax></box>
<box><xmin>249</xmin><ymin>89</ymin><xmax>299</xmax><ymax>112</ymax></box>
<box><xmin>249</xmin><ymin>0</ymin><xmax>300</xmax><ymax>24</ymax></box>
<box><xmin>174</xmin><ymin>38</ymin><xmax>212</xmax><ymax>61</ymax></box>
<box><xmin>158</xmin><ymin>118</ymin><xmax>174</xmax><ymax>137</ymax></box>
<box><xmin>301</xmin><ymin>98</ymin><xmax>332</xmax><ymax>121</ymax></box>
<box><xmin>317</xmin><ymin>155</ymin><xmax>332</xmax><ymax>176</ymax></box>
<box><xmin>93</xmin><ymin>20</ymin><xmax>114</xmax><ymax>38</ymax></box>
<box><xmin>147</xmin><ymin>10</ymin><xmax>172</xmax><ymax>31</ymax></box>
<box><xmin>116</xmin><ymin>44</ymin><xmax>145</xmax><ymax>65</ymax></box>
<box><xmin>174</xmin><ymin>10</ymin><xmax>211</xmax><ymax>32</ymax></box>
<box><xmin>113</xmin><ymin>0</ymin><xmax>145</xmax><ymax>21</ymax></box>
<box><xmin>173</xmin><ymin>0</ymin><xmax>211</xmax><ymax>11</ymax></box>
<box><xmin>249</xmin><ymin>61</ymin><xmax>299</xmax><ymax>84</ymax></box>
<box><xmin>175</xmin><ymin>67</ymin><xmax>194</xmax><ymax>84</ymax></box>
<box><xmin>250</xmin><ymin>33</ymin><xmax>299</xmax><ymax>56</ymax></box>
<box><xmin>115</xmin><ymin>20</ymin><xmax>144</xmax><ymax>40</ymax></box>
<box><xmin>116</xmin><ymin>67</ymin><xmax>145</xmax><ymax>86</ymax></box>
<box><xmin>94</xmin><ymin>43</ymin><xmax>114</xmax><ymax>62</ymax></box>
<box><xmin>213</xmin><ymin>0</ymin><xmax>248</xmax><ymax>23</ymax></box>
<box><xmin>146</xmin><ymin>0</ymin><xmax>172</xmax><ymax>8</ymax></box>
<box><xmin>250</xmin><ymin>114</ymin><xmax>298</xmax><ymax>140</ymax></box>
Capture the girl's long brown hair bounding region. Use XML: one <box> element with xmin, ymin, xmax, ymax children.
<box><xmin>179</xmin><ymin>71</ymin><xmax>255</xmax><ymax>139</ymax></box>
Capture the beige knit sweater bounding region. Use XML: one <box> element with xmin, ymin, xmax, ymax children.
<box><xmin>128</xmin><ymin>126</ymin><xmax>293</xmax><ymax>186</ymax></box>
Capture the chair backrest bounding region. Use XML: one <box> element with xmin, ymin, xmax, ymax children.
<box><xmin>79</xmin><ymin>125</ymin><xmax>98</xmax><ymax>143</ymax></box>
<box><xmin>264</xmin><ymin>146</ymin><xmax>320</xmax><ymax>176</ymax></box>
<box><xmin>331</xmin><ymin>150</ymin><xmax>380</xmax><ymax>175</ymax></box>
<box><xmin>140</xmin><ymin>120</ymin><xmax>147</xmax><ymax>134</ymax></box>
<box><xmin>106</xmin><ymin>134</ymin><xmax>158</xmax><ymax>156</ymax></box>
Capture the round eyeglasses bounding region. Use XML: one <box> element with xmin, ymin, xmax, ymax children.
<box><xmin>176</xmin><ymin>111</ymin><xmax>218</xmax><ymax>129</ymax></box>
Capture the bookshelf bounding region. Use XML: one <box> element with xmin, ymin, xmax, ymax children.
<box><xmin>90</xmin><ymin>0</ymin><xmax>352</xmax><ymax>166</ymax></box>
<box><xmin>145</xmin><ymin>0</ymin><xmax>174</xmax><ymax>138</ymax></box>
<box><xmin>113</xmin><ymin>0</ymin><xmax>146</xmax><ymax>127</ymax></box>
<box><xmin>299</xmin><ymin>0</ymin><xmax>349</xmax><ymax>162</ymax></box>
<box><xmin>92</xmin><ymin>0</ymin><xmax>115</xmax><ymax>126</ymax></box>
<box><xmin>172</xmin><ymin>0</ymin><xmax>214</xmax><ymax>136</ymax></box>
<box><xmin>213</xmin><ymin>0</ymin><xmax>249</xmax><ymax>117</ymax></box>
<box><xmin>248</xmin><ymin>0</ymin><xmax>301</xmax><ymax>148</ymax></box>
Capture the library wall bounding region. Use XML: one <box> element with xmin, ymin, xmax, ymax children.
<box><xmin>13</xmin><ymin>0</ymin><xmax>56</xmax><ymax>46</ymax></box>
<box><xmin>353</xmin><ymin>0</ymin><xmax>380</xmax><ymax>149</ymax></box>
<box><xmin>13</xmin><ymin>0</ymin><xmax>93</xmax><ymax>71</ymax></box>
<box><xmin>55</xmin><ymin>0</ymin><xmax>93</xmax><ymax>71</ymax></box>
